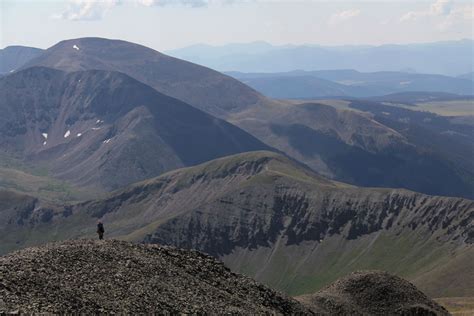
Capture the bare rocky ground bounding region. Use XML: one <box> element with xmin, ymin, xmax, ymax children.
<box><xmin>0</xmin><ymin>239</ymin><xmax>450</xmax><ymax>315</ymax></box>
<box><xmin>0</xmin><ymin>239</ymin><xmax>307</xmax><ymax>314</ymax></box>
<box><xmin>297</xmin><ymin>271</ymin><xmax>450</xmax><ymax>315</ymax></box>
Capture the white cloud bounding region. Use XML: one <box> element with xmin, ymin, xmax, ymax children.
<box><xmin>55</xmin><ymin>0</ymin><xmax>242</xmax><ymax>20</ymax></box>
<box><xmin>55</xmin><ymin>0</ymin><xmax>122</xmax><ymax>21</ymax></box>
<box><xmin>136</xmin><ymin>0</ymin><xmax>208</xmax><ymax>7</ymax></box>
<box><xmin>400</xmin><ymin>0</ymin><xmax>452</xmax><ymax>22</ymax></box>
<box><xmin>329</xmin><ymin>9</ymin><xmax>361</xmax><ymax>25</ymax></box>
<box><xmin>400</xmin><ymin>0</ymin><xmax>473</xmax><ymax>30</ymax></box>
<box><xmin>430</xmin><ymin>0</ymin><xmax>454</xmax><ymax>16</ymax></box>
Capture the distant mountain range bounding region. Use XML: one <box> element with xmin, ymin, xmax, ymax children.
<box><xmin>167</xmin><ymin>39</ymin><xmax>474</xmax><ymax>76</ymax></box>
<box><xmin>3</xmin><ymin>42</ymin><xmax>473</xmax><ymax>99</ymax></box>
<box><xmin>0</xmin><ymin>37</ymin><xmax>472</xmax><ymax>199</ymax></box>
<box><xmin>458</xmin><ymin>72</ymin><xmax>474</xmax><ymax>81</ymax></box>
<box><xmin>2</xmin><ymin>151</ymin><xmax>472</xmax><ymax>298</ymax></box>
<box><xmin>227</xmin><ymin>69</ymin><xmax>474</xmax><ymax>98</ymax></box>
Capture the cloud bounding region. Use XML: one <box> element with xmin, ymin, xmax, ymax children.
<box><xmin>136</xmin><ymin>0</ymin><xmax>208</xmax><ymax>7</ymax></box>
<box><xmin>400</xmin><ymin>0</ymin><xmax>473</xmax><ymax>30</ymax></box>
<box><xmin>431</xmin><ymin>0</ymin><xmax>453</xmax><ymax>15</ymax></box>
<box><xmin>400</xmin><ymin>0</ymin><xmax>455</xmax><ymax>22</ymax></box>
<box><xmin>55</xmin><ymin>0</ymin><xmax>122</xmax><ymax>21</ymax></box>
<box><xmin>329</xmin><ymin>9</ymin><xmax>361</xmax><ymax>25</ymax></box>
<box><xmin>137</xmin><ymin>0</ymin><xmax>243</xmax><ymax>7</ymax></box>
<box><xmin>55</xmin><ymin>0</ymin><xmax>243</xmax><ymax>20</ymax></box>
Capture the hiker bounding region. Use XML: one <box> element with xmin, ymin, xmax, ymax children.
<box><xmin>97</xmin><ymin>220</ymin><xmax>105</xmax><ymax>240</ymax></box>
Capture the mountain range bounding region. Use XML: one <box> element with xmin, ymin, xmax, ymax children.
<box><xmin>1</xmin><ymin>37</ymin><xmax>472</xmax><ymax>199</ymax></box>
<box><xmin>167</xmin><ymin>39</ymin><xmax>474</xmax><ymax>76</ymax></box>
<box><xmin>1</xmin><ymin>151</ymin><xmax>473</xmax><ymax>299</ymax></box>
<box><xmin>227</xmin><ymin>69</ymin><xmax>474</xmax><ymax>98</ymax></box>
<box><xmin>1</xmin><ymin>36</ymin><xmax>473</xmax><ymax>311</ymax></box>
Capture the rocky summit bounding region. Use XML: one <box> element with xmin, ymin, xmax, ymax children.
<box><xmin>297</xmin><ymin>271</ymin><xmax>450</xmax><ymax>315</ymax></box>
<box><xmin>0</xmin><ymin>239</ymin><xmax>450</xmax><ymax>315</ymax></box>
<box><xmin>0</xmin><ymin>239</ymin><xmax>307</xmax><ymax>314</ymax></box>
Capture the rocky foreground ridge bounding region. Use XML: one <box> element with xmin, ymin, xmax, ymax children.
<box><xmin>0</xmin><ymin>240</ymin><xmax>448</xmax><ymax>314</ymax></box>
<box><xmin>0</xmin><ymin>239</ymin><xmax>306</xmax><ymax>314</ymax></box>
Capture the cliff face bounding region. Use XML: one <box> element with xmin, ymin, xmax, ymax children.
<box><xmin>146</xmin><ymin>185</ymin><xmax>472</xmax><ymax>257</ymax></box>
<box><xmin>1</xmin><ymin>151</ymin><xmax>473</xmax><ymax>297</ymax></box>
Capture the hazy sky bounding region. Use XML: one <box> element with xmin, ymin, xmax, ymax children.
<box><xmin>1</xmin><ymin>0</ymin><xmax>473</xmax><ymax>51</ymax></box>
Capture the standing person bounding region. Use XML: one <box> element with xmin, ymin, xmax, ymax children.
<box><xmin>97</xmin><ymin>220</ymin><xmax>105</xmax><ymax>240</ymax></box>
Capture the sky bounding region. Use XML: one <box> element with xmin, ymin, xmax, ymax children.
<box><xmin>1</xmin><ymin>0</ymin><xmax>473</xmax><ymax>51</ymax></box>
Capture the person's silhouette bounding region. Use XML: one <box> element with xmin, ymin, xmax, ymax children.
<box><xmin>97</xmin><ymin>220</ymin><xmax>105</xmax><ymax>240</ymax></box>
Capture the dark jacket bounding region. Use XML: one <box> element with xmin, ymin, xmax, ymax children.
<box><xmin>97</xmin><ymin>223</ymin><xmax>104</xmax><ymax>233</ymax></box>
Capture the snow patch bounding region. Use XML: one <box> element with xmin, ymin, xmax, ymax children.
<box><xmin>92</xmin><ymin>127</ymin><xmax>101</xmax><ymax>131</ymax></box>
<box><xmin>42</xmin><ymin>133</ymin><xmax>48</xmax><ymax>139</ymax></box>
<box><xmin>96</xmin><ymin>119</ymin><xmax>104</xmax><ymax>124</ymax></box>
<box><xmin>77</xmin><ymin>133</ymin><xmax>82</xmax><ymax>137</ymax></box>
<box><xmin>103</xmin><ymin>139</ymin><xmax>111</xmax><ymax>144</ymax></box>
<box><xmin>9</xmin><ymin>69</ymin><xmax>15</xmax><ymax>73</ymax></box>
<box><xmin>43</xmin><ymin>141</ymin><xmax>47</xmax><ymax>146</ymax></box>
<box><xmin>73</xmin><ymin>45</ymin><xmax>80</xmax><ymax>51</ymax></box>
<box><xmin>64</xmin><ymin>130</ymin><xmax>71</xmax><ymax>138</ymax></box>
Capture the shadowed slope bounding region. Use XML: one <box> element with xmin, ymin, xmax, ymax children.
<box><xmin>0</xmin><ymin>67</ymin><xmax>271</xmax><ymax>191</ymax></box>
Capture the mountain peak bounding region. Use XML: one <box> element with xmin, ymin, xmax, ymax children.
<box><xmin>21</xmin><ymin>37</ymin><xmax>265</xmax><ymax>117</ymax></box>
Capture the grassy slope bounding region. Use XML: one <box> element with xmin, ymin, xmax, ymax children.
<box><xmin>222</xmin><ymin>231</ymin><xmax>473</xmax><ymax>298</ymax></box>
<box><xmin>289</xmin><ymin>98</ymin><xmax>474</xmax><ymax>117</ymax></box>
<box><xmin>414</xmin><ymin>100</ymin><xmax>474</xmax><ymax>116</ymax></box>
<box><xmin>436</xmin><ymin>297</ymin><xmax>474</xmax><ymax>315</ymax></box>
<box><xmin>0</xmin><ymin>154</ymin><xmax>100</xmax><ymax>202</ymax></box>
<box><xmin>0</xmin><ymin>167</ymin><xmax>99</xmax><ymax>202</ymax></box>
